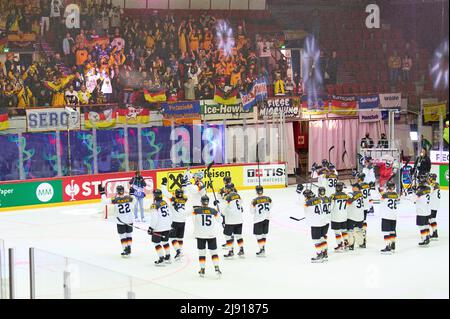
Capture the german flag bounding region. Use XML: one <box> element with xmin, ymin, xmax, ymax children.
<box><xmin>329</xmin><ymin>95</ymin><xmax>357</xmax><ymax>116</ymax></box>
<box><xmin>143</xmin><ymin>89</ymin><xmax>167</xmax><ymax>103</ymax></box>
<box><xmin>213</xmin><ymin>86</ymin><xmax>239</xmax><ymax>105</ymax></box>
<box><xmin>117</xmin><ymin>107</ymin><xmax>150</xmax><ymax>125</ymax></box>
<box><xmin>84</xmin><ymin>108</ymin><xmax>117</xmax><ymax>129</ymax></box>
<box><xmin>0</xmin><ymin>111</ymin><xmax>9</xmax><ymax>131</ymax></box>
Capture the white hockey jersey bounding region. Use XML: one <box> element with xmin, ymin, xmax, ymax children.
<box><xmin>101</xmin><ymin>194</ymin><xmax>134</xmax><ymax>225</ymax></box>
<box><xmin>414</xmin><ymin>186</ymin><xmax>431</xmax><ymax>217</ymax></box>
<box><xmin>362</xmin><ymin>166</ymin><xmax>376</xmax><ymax>184</ymax></box>
<box><xmin>251</xmin><ymin>196</ymin><xmax>273</xmax><ymax>224</ymax></box>
<box><xmin>330</xmin><ymin>192</ymin><xmax>349</xmax><ymax>223</ymax></box>
<box><xmin>221</xmin><ymin>192</ymin><xmax>244</xmax><ymax>225</ymax></box>
<box><xmin>430</xmin><ymin>182</ymin><xmax>441</xmax><ymax>211</ymax></box>
<box><xmin>304</xmin><ymin>196</ymin><xmax>327</xmax><ymax>227</ymax></box>
<box><xmin>360</xmin><ymin>182</ymin><xmax>372</xmax><ymax>210</ymax></box>
<box><xmin>192</xmin><ymin>206</ymin><xmax>220</xmax><ymax>239</ymax></box>
<box><xmin>162</xmin><ymin>185</ymin><xmax>188</xmax><ymax>223</ymax></box>
<box><xmin>379</xmin><ymin>191</ymin><xmax>400</xmax><ymax>221</ymax></box>
<box><xmin>149</xmin><ymin>200</ymin><xmax>172</xmax><ymax>232</ymax></box>
<box><xmin>347</xmin><ymin>191</ymin><xmax>365</xmax><ymax>222</ymax></box>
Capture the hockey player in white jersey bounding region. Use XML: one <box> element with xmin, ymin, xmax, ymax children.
<box><xmin>379</xmin><ymin>181</ymin><xmax>400</xmax><ymax>254</ymax></box>
<box><xmin>302</xmin><ymin>188</ymin><xmax>329</xmax><ymax>263</ymax></box>
<box><xmin>428</xmin><ymin>173</ymin><xmax>441</xmax><ymax>240</ymax></box>
<box><xmin>220</xmin><ymin>184</ymin><xmax>245</xmax><ymax>258</ymax></box>
<box><xmin>317</xmin><ymin>187</ymin><xmax>332</xmax><ymax>258</ymax></box>
<box><xmin>219</xmin><ymin>176</ymin><xmax>236</xmax><ymax>249</ymax></box>
<box><xmin>413</xmin><ymin>175</ymin><xmax>432</xmax><ymax>246</ymax></box>
<box><xmin>346</xmin><ymin>183</ymin><xmax>365</xmax><ymax>250</ymax></box>
<box><xmin>147</xmin><ymin>189</ymin><xmax>173</xmax><ymax>266</ymax></box>
<box><xmin>192</xmin><ymin>195</ymin><xmax>222</xmax><ymax>278</ymax></box>
<box><xmin>329</xmin><ymin>182</ymin><xmax>350</xmax><ymax>252</ymax></box>
<box><xmin>161</xmin><ymin>177</ymin><xmax>188</xmax><ymax>260</ymax></box>
<box><xmin>250</xmin><ymin>186</ymin><xmax>273</xmax><ymax>257</ymax></box>
<box><xmin>183</xmin><ymin>169</ymin><xmax>207</xmax><ymax>206</ymax></box>
<box><xmin>321</xmin><ymin>166</ymin><xmax>339</xmax><ymax>197</ymax></box>
<box><xmin>99</xmin><ymin>184</ymin><xmax>134</xmax><ymax>257</ymax></box>
<box><xmin>361</xmin><ymin>156</ymin><xmax>376</xmax><ymax>216</ymax></box>
<box><xmin>357</xmin><ymin>173</ymin><xmax>372</xmax><ymax>248</ymax></box>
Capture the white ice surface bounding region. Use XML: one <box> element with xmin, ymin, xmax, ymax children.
<box><xmin>0</xmin><ymin>186</ymin><xmax>448</xmax><ymax>299</ymax></box>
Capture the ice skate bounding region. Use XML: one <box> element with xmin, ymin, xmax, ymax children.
<box><xmin>311</xmin><ymin>252</ymin><xmax>325</xmax><ymax>263</ymax></box>
<box><xmin>359</xmin><ymin>238</ymin><xmax>367</xmax><ymax>248</ymax></box>
<box><xmin>323</xmin><ymin>250</ymin><xmax>328</xmax><ymax>259</ymax></box>
<box><xmin>334</xmin><ymin>243</ymin><xmax>344</xmax><ymax>252</ymax></box>
<box><xmin>164</xmin><ymin>254</ymin><xmax>172</xmax><ymax>264</ymax></box>
<box><xmin>199</xmin><ymin>268</ymin><xmax>205</xmax><ymax>278</ymax></box>
<box><xmin>256</xmin><ymin>248</ymin><xmax>266</xmax><ymax>257</ymax></box>
<box><xmin>224</xmin><ymin>250</ymin><xmax>234</xmax><ymax>259</ymax></box>
<box><xmin>380</xmin><ymin>246</ymin><xmax>392</xmax><ymax>254</ymax></box>
<box><xmin>430</xmin><ymin>230</ymin><xmax>439</xmax><ymax>241</ymax></box>
<box><xmin>390</xmin><ymin>242</ymin><xmax>396</xmax><ymax>252</ymax></box>
<box><xmin>215</xmin><ymin>266</ymin><xmax>222</xmax><ymax>278</ymax></box>
<box><xmin>418</xmin><ymin>237</ymin><xmax>430</xmax><ymax>247</ymax></box>
<box><xmin>121</xmin><ymin>249</ymin><xmax>129</xmax><ymax>258</ymax></box>
<box><xmin>237</xmin><ymin>247</ymin><xmax>245</xmax><ymax>258</ymax></box>
<box><xmin>154</xmin><ymin>257</ymin><xmax>165</xmax><ymax>266</ymax></box>
<box><xmin>174</xmin><ymin>250</ymin><xmax>182</xmax><ymax>261</ymax></box>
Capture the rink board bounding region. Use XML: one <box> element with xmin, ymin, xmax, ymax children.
<box><xmin>0</xmin><ymin>163</ymin><xmax>287</xmax><ymax>212</ymax></box>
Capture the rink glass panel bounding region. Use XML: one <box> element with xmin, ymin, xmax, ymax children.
<box><xmin>60</xmin><ymin>130</ymin><xmax>95</xmax><ymax>176</ymax></box>
<box><xmin>22</xmin><ymin>132</ymin><xmax>59</xmax><ymax>179</ymax></box>
<box><xmin>96</xmin><ymin>129</ymin><xmax>128</xmax><ymax>173</ymax></box>
<box><xmin>31</xmin><ymin>248</ymin><xmax>197</xmax><ymax>299</ymax></box>
<box><xmin>0</xmin><ymin>135</ymin><xmax>20</xmax><ymax>181</ymax></box>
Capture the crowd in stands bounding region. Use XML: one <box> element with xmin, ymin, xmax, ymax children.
<box><xmin>0</xmin><ymin>0</ymin><xmax>296</xmax><ymax>110</ymax></box>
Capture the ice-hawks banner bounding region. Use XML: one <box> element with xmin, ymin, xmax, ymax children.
<box><xmin>116</xmin><ymin>106</ymin><xmax>150</xmax><ymax>124</ymax></box>
<box><xmin>84</xmin><ymin>105</ymin><xmax>116</xmax><ymax>129</ymax></box>
<box><xmin>240</xmin><ymin>79</ymin><xmax>268</xmax><ymax>111</ymax></box>
<box><xmin>358</xmin><ymin>95</ymin><xmax>381</xmax><ymax>123</ymax></box>
<box><xmin>329</xmin><ymin>95</ymin><xmax>357</xmax><ymax>116</ymax></box>
<box><xmin>202</xmin><ymin>103</ymin><xmax>252</xmax><ymax>115</ymax></box>
<box><xmin>423</xmin><ymin>102</ymin><xmax>447</xmax><ymax>123</ymax></box>
<box><xmin>213</xmin><ymin>86</ymin><xmax>239</xmax><ymax>105</ymax></box>
<box><xmin>259</xmin><ymin>97</ymin><xmax>300</xmax><ymax>119</ymax></box>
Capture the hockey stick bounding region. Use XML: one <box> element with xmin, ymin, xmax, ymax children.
<box><xmin>290</xmin><ymin>216</ymin><xmax>306</xmax><ymax>221</ymax></box>
<box><xmin>342</xmin><ymin>140</ymin><xmax>354</xmax><ymax>184</ymax></box>
<box><xmin>328</xmin><ymin>145</ymin><xmax>335</xmax><ymax>163</ymax></box>
<box><xmin>116</xmin><ymin>217</ymin><xmax>163</xmax><ymax>237</ymax></box>
<box><xmin>205</xmin><ymin>161</ymin><xmax>222</xmax><ymax>215</ymax></box>
<box><xmin>256</xmin><ymin>142</ymin><xmax>261</xmax><ymax>187</ymax></box>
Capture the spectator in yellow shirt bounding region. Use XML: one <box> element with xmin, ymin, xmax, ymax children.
<box><xmin>388</xmin><ymin>51</ymin><xmax>401</xmax><ymax>86</ymax></box>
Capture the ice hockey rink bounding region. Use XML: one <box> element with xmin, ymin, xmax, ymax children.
<box><xmin>0</xmin><ymin>185</ymin><xmax>448</xmax><ymax>299</ymax></box>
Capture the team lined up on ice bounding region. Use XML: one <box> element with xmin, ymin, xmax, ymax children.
<box><xmin>99</xmin><ymin>169</ymin><xmax>271</xmax><ymax>278</ymax></box>
<box><xmin>301</xmin><ymin>157</ymin><xmax>441</xmax><ymax>263</ymax></box>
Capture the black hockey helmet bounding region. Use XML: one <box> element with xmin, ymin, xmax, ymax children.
<box><xmin>351</xmin><ymin>182</ymin><xmax>361</xmax><ymax>190</ymax></box>
<box><xmin>418</xmin><ymin>174</ymin><xmax>428</xmax><ymax>185</ymax></box>
<box><xmin>223</xmin><ymin>176</ymin><xmax>232</xmax><ymax>184</ymax></box>
<box><xmin>386</xmin><ymin>181</ymin><xmax>396</xmax><ymax>190</ymax></box>
<box><xmin>296</xmin><ymin>184</ymin><xmax>304</xmax><ymax>194</ymax></box>
<box><xmin>328</xmin><ymin>163</ymin><xmax>336</xmax><ymax>170</ymax></box>
<box><xmin>322</xmin><ymin>159</ymin><xmax>329</xmax><ymax>167</ymax></box>
<box><xmin>153</xmin><ymin>189</ymin><xmax>163</xmax><ymax>200</ymax></box>
<box><xmin>201</xmin><ymin>195</ymin><xmax>210</xmax><ymax>206</ymax></box>
<box><xmin>175</xmin><ymin>188</ymin><xmax>184</xmax><ymax>198</ymax></box>
<box><xmin>225</xmin><ymin>183</ymin><xmax>235</xmax><ymax>193</ymax></box>
<box><xmin>256</xmin><ymin>185</ymin><xmax>264</xmax><ymax>195</ymax></box>
<box><xmin>318</xmin><ymin>187</ymin><xmax>326</xmax><ymax>196</ymax></box>
<box><xmin>303</xmin><ymin>189</ymin><xmax>315</xmax><ymax>199</ymax></box>
<box><xmin>429</xmin><ymin>173</ymin><xmax>437</xmax><ymax>182</ymax></box>
<box><xmin>116</xmin><ymin>185</ymin><xmax>125</xmax><ymax>195</ymax></box>
<box><xmin>335</xmin><ymin>182</ymin><xmax>344</xmax><ymax>192</ymax></box>
<box><xmin>358</xmin><ymin>172</ymin><xmax>366</xmax><ymax>182</ymax></box>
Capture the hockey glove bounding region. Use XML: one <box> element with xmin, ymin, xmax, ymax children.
<box><xmin>369</xmin><ymin>181</ymin><xmax>375</xmax><ymax>189</ymax></box>
<box><xmin>148</xmin><ymin>227</ymin><xmax>154</xmax><ymax>235</ymax></box>
<box><xmin>98</xmin><ymin>185</ymin><xmax>105</xmax><ymax>195</ymax></box>
<box><xmin>162</xmin><ymin>177</ymin><xmax>168</xmax><ymax>186</ymax></box>
<box><xmin>213</xmin><ymin>200</ymin><xmax>220</xmax><ymax>206</ymax></box>
<box><xmin>129</xmin><ymin>187</ymin><xmax>135</xmax><ymax>195</ymax></box>
<box><xmin>296</xmin><ymin>184</ymin><xmax>304</xmax><ymax>194</ymax></box>
<box><xmin>352</xmin><ymin>170</ymin><xmax>359</xmax><ymax>177</ymax></box>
